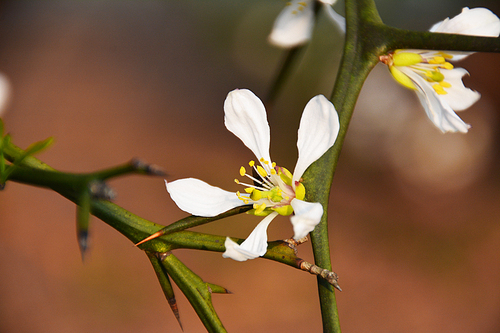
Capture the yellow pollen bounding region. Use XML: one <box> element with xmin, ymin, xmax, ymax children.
<box><xmin>270</xmin><ymin>169</ymin><xmax>276</xmax><ymax>175</ymax></box>
<box><xmin>245</xmin><ymin>188</ymin><xmax>254</xmax><ymax>194</ymax></box>
<box><xmin>442</xmin><ymin>62</ymin><xmax>454</xmax><ymax>70</ymax></box>
<box><xmin>432</xmin><ymin>84</ymin><xmax>447</xmax><ymax>95</ymax></box>
<box><xmin>291</xmin><ymin>10</ymin><xmax>297</xmax><ymax>14</ymax></box>
<box><xmin>428</xmin><ymin>56</ymin><xmax>446</xmax><ymax>64</ymax></box>
<box><xmin>256</xmin><ymin>165</ymin><xmax>268</xmax><ymax>178</ymax></box>
<box><xmin>234</xmin><ymin>179</ymin><xmax>240</xmax><ymax>184</ymax></box>
<box><xmin>271</xmin><ymin>162</ymin><xmax>276</xmax><ymax>168</ymax></box>
<box><xmin>298</xmin><ymin>1</ymin><xmax>307</xmax><ymax>5</ymax></box>
<box><xmin>285</xmin><ymin>2</ymin><xmax>291</xmax><ymax>5</ymax></box>
<box><xmin>440</xmin><ymin>81</ymin><xmax>452</xmax><ymax>88</ymax></box>
<box><xmin>437</xmin><ymin>51</ymin><xmax>453</xmax><ymax>59</ymax></box>
<box><xmin>249</xmin><ymin>161</ymin><xmax>255</xmax><ymax>167</ymax></box>
<box><xmin>239</xmin><ymin>166</ymin><xmax>246</xmax><ymax>177</ymax></box>
<box><xmin>298</xmin><ymin>6</ymin><xmax>304</xmax><ymax>11</ymax></box>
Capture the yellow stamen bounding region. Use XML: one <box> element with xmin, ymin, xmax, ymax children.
<box><xmin>254</xmin><ymin>203</ymin><xmax>267</xmax><ymax>215</ymax></box>
<box><xmin>392</xmin><ymin>52</ymin><xmax>422</xmax><ymax>67</ymax></box>
<box><xmin>239</xmin><ymin>166</ymin><xmax>246</xmax><ymax>177</ymax></box>
<box><xmin>432</xmin><ymin>84</ymin><xmax>447</xmax><ymax>95</ymax></box>
<box><xmin>440</xmin><ymin>81</ymin><xmax>452</xmax><ymax>88</ymax></box>
<box><xmin>256</xmin><ymin>165</ymin><xmax>268</xmax><ymax>178</ymax></box>
<box><xmin>428</xmin><ymin>56</ymin><xmax>445</xmax><ymax>64</ymax></box>
<box><xmin>249</xmin><ymin>161</ymin><xmax>255</xmax><ymax>167</ymax></box>
<box><xmin>442</xmin><ymin>62</ymin><xmax>454</xmax><ymax>70</ymax></box>
<box><xmin>389</xmin><ymin>66</ymin><xmax>417</xmax><ymax>90</ymax></box>
<box><xmin>437</xmin><ymin>51</ymin><xmax>453</xmax><ymax>59</ymax></box>
<box><xmin>234</xmin><ymin>179</ymin><xmax>240</xmax><ymax>184</ymax></box>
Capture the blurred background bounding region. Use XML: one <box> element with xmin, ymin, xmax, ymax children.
<box><xmin>1</xmin><ymin>0</ymin><xmax>500</xmax><ymax>332</ymax></box>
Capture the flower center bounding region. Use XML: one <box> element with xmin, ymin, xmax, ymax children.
<box><xmin>383</xmin><ymin>50</ymin><xmax>455</xmax><ymax>95</ymax></box>
<box><xmin>234</xmin><ymin>158</ymin><xmax>305</xmax><ymax>217</ymax></box>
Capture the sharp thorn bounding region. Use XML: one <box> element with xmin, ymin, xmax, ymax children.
<box><xmin>77</xmin><ymin>229</ymin><xmax>89</xmax><ymax>262</ymax></box>
<box><xmin>135</xmin><ymin>230</ymin><xmax>165</xmax><ymax>247</ymax></box>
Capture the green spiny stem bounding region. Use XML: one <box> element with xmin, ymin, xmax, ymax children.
<box><xmin>304</xmin><ymin>0</ymin><xmax>383</xmax><ymax>331</ymax></box>
<box><xmin>146</xmin><ymin>252</ymin><xmax>183</xmax><ymax>330</ymax></box>
<box><xmin>160</xmin><ymin>253</ymin><xmax>227</xmax><ymax>333</ymax></box>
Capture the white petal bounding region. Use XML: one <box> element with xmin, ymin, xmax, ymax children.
<box><xmin>429</xmin><ymin>7</ymin><xmax>500</xmax><ymax>61</ymax></box>
<box><xmin>268</xmin><ymin>0</ymin><xmax>315</xmax><ymax>48</ymax></box>
<box><xmin>224</xmin><ymin>89</ymin><xmax>272</xmax><ymax>163</ymax></box>
<box><xmin>165</xmin><ymin>178</ymin><xmax>243</xmax><ymax>217</ymax></box>
<box><xmin>440</xmin><ymin>68</ymin><xmax>480</xmax><ymax>111</ymax></box>
<box><xmin>290</xmin><ymin>199</ymin><xmax>324</xmax><ymax>240</ymax></box>
<box><xmin>222</xmin><ymin>212</ymin><xmax>279</xmax><ymax>261</ymax></box>
<box><xmin>399</xmin><ymin>67</ymin><xmax>470</xmax><ymax>133</ymax></box>
<box><xmin>293</xmin><ymin>95</ymin><xmax>339</xmax><ymax>184</ymax></box>
<box><xmin>323</xmin><ymin>4</ymin><xmax>345</xmax><ymax>33</ymax></box>
<box><xmin>319</xmin><ymin>0</ymin><xmax>337</xmax><ymax>4</ymax></box>
<box><xmin>431</xmin><ymin>7</ymin><xmax>500</xmax><ymax>37</ymax></box>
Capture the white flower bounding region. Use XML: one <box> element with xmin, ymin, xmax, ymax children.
<box><xmin>166</xmin><ymin>89</ymin><xmax>339</xmax><ymax>261</ymax></box>
<box><xmin>268</xmin><ymin>0</ymin><xmax>345</xmax><ymax>48</ymax></box>
<box><xmin>380</xmin><ymin>7</ymin><xmax>500</xmax><ymax>133</ymax></box>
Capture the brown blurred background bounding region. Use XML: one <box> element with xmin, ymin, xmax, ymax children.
<box><xmin>1</xmin><ymin>1</ymin><xmax>500</xmax><ymax>332</ymax></box>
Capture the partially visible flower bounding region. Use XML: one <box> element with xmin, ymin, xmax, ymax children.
<box><xmin>0</xmin><ymin>73</ymin><xmax>10</xmax><ymax>117</ymax></box>
<box><xmin>268</xmin><ymin>0</ymin><xmax>345</xmax><ymax>48</ymax></box>
<box><xmin>380</xmin><ymin>7</ymin><xmax>500</xmax><ymax>133</ymax></box>
<box><xmin>166</xmin><ymin>89</ymin><xmax>339</xmax><ymax>261</ymax></box>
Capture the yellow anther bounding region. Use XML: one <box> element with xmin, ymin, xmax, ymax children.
<box><xmin>245</xmin><ymin>188</ymin><xmax>254</xmax><ymax>194</ymax></box>
<box><xmin>234</xmin><ymin>179</ymin><xmax>240</xmax><ymax>184</ymax></box>
<box><xmin>271</xmin><ymin>162</ymin><xmax>276</xmax><ymax>168</ymax></box>
<box><xmin>286</xmin><ymin>2</ymin><xmax>291</xmax><ymax>6</ymax></box>
<box><xmin>389</xmin><ymin>66</ymin><xmax>416</xmax><ymax>90</ymax></box>
<box><xmin>442</xmin><ymin>62</ymin><xmax>454</xmax><ymax>70</ymax></box>
<box><xmin>270</xmin><ymin>169</ymin><xmax>276</xmax><ymax>175</ymax></box>
<box><xmin>439</xmin><ymin>81</ymin><xmax>452</xmax><ymax>88</ymax></box>
<box><xmin>256</xmin><ymin>165</ymin><xmax>268</xmax><ymax>178</ymax></box>
<box><xmin>239</xmin><ymin>166</ymin><xmax>246</xmax><ymax>177</ymax></box>
<box><xmin>393</xmin><ymin>51</ymin><xmax>422</xmax><ymax>67</ymax></box>
<box><xmin>291</xmin><ymin>10</ymin><xmax>297</xmax><ymax>14</ymax></box>
<box><xmin>428</xmin><ymin>56</ymin><xmax>445</xmax><ymax>64</ymax></box>
<box><xmin>295</xmin><ymin>182</ymin><xmax>306</xmax><ymax>200</ymax></box>
<box><xmin>438</xmin><ymin>52</ymin><xmax>453</xmax><ymax>59</ymax></box>
<box><xmin>432</xmin><ymin>84</ymin><xmax>447</xmax><ymax>95</ymax></box>
<box><xmin>298</xmin><ymin>1</ymin><xmax>307</xmax><ymax>5</ymax></box>
<box><xmin>254</xmin><ymin>203</ymin><xmax>267</xmax><ymax>215</ymax></box>
<box><xmin>249</xmin><ymin>160</ymin><xmax>255</xmax><ymax>167</ymax></box>
<box><xmin>298</xmin><ymin>6</ymin><xmax>304</xmax><ymax>11</ymax></box>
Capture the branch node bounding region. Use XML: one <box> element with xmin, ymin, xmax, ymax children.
<box><xmin>298</xmin><ymin>260</ymin><xmax>342</xmax><ymax>291</ymax></box>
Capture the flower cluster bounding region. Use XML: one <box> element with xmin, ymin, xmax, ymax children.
<box><xmin>381</xmin><ymin>7</ymin><xmax>500</xmax><ymax>133</ymax></box>
<box><xmin>166</xmin><ymin>89</ymin><xmax>339</xmax><ymax>261</ymax></box>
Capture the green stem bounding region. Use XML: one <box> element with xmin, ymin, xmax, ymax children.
<box><xmin>305</xmin><ymin>0</ymin><xmax>383</xmax><ymax>331</ymax></box>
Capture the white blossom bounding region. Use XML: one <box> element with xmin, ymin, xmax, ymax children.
<box><xmin>166</xmin><ymin>89</ymin><xmax>339</xmax><ymax>261</ymax></box>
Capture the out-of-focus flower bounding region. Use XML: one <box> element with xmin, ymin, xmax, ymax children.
<box><xmin>166</xmin><ymin>89</ymin><xmax>339</xmax><ymax>261</ymax></box>
<box><xmin>380</xmin><ymin>7</ymin><xmax>500</xmax><ymax>133</ymax></box>
<box><xmin>0</xmin><ymin>73</ymin><xmax>11</xmax><ymax>117</ymax></box>
<box><xmin>268</xmin><ymin>0</ymin><xmax>345</xmax><ymax>48</ymax></box>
